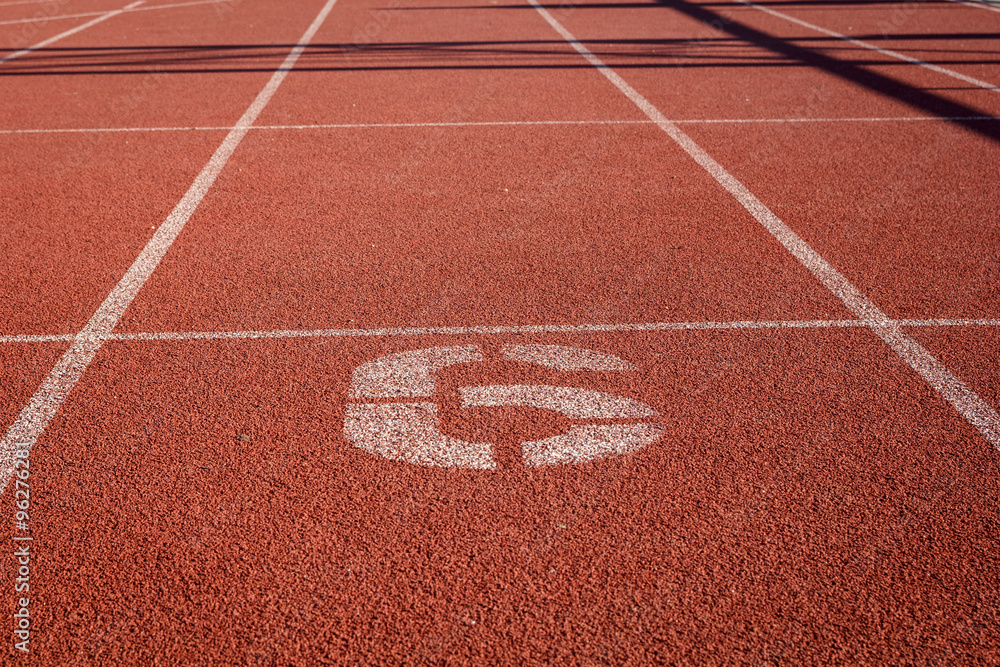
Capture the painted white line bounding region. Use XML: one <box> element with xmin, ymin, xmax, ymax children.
<box><xmin>0</xmin><ymin>0</ymin><xmax>225</xmax><ymax>26</ymax></box>
<box><xmin>895</xmin><ymin>318</ymin><xmax>1000</xmax><ymax>328</ymax></box>
<box><xmin>503</xmin><ymin>344</ymin><xmax>636</xmax><ymax>371</ymax></box>
<box><xmin>2</xmin><ymin>318</ymin><xmax>999</xmax><ymax>346</ymax></box>
<box><xmin>0</xmin><ymin>0</ymin><xmax>343</xmax><ymax>493</ymax></box>
<box><xmin>522</xmin><ymin>423</ymin><xmax>664</xmax><ymax>467</ymax></box>
<box><xmin>0</xmin><ymin>0</ymin><xmax>64</xmax><ymax>7</ymax></box>
<box><xmin>0</xmin><ymin>1</ymin><xmax>144</xmax><ymax>66</ymax></box>
<box><xmin>135</xmin><ymin>0</ymin><xmax>228</xmax><ymax>12</ymax></box>
<box><xmin>460</xmin><ymin>385</ymin><xmax>658</xmax><ymax>419</ymax></box>
<box><xmin>739</xmin><ymin>0</ymin><xmax>1000</xmax><ymax>93</ymax></box>
<box><xmin>2</xmin><ymin>116</ymin><xmax>997</xmax><ymax>135</ymax></box>
<box><xmin>345</xmin><ymin>344</ymin><xmax>663</xmax><ymax>469</ymax></box>
<box><xmin>0</xmin><ymin>334</ymin><xmax>78</xmax><ymax>343</ymax></box>
<box><xmin>107</xmin><ymin>320</ymin><xmax>874</xmax><ymax>341</ymax></box>
<box><xmin>345</xmin><ymin>345</ymin><xmax>497</xmax><ymax>469</ymax></box>
<box><xmin>530</xmin><ymin>0</ymin><xmax>1000</xmax><ymax>450</ymax></box>
<box><xmin>0</xmin><ymin>125</ymin><xmax>236</xmax><ymax>134</ymax></box>
<box><xmin>345</xmin><ymin>403</ymin><xmax>497</xmax><ymax>470</ymax></box>
<box><xmin>349</xmin><ymin>345</ymin><xmax>481</xmax><ymax>399</ymax></box>
<box><xmin>676</xmin><ymin>115</ymin><xmax>998</xmax><ymax>124</ymax></box>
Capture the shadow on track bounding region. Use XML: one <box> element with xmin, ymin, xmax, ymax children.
<box><xmin>651</xmin><ymin>0</ymin><xmax>1000</xmax><ymax>140</ymax></box>
<box><xmin>0</xmin><ymin>0</ymin><xmax>997</xmax><ymax>141</ymax></box>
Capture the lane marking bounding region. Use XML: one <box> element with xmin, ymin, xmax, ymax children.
<box><xmin>349</xmin><ymin>345</ymin><xmax>481</xmax><ymax>399</ymax></box>
<box><xmin>0</xmin><ymin>0</ymin><xmax>69</xmax><ymax>7</ymax></box>
<box><xmin>951</xmin><ymin>0</ymin><xmax>1000</xmax><ymax>12</ymax></box>
<box><xmin>0</xmin><ymin>1</ymin><xmax>145</xmax><ymax>66</ymax></box>
<box><xmin>0</xmin><ymin>0</ymin><xmax>343</xmax><ymax>493</ymax></box>
<box><xmin>0</xmin><ymin>0</ymin><xmax>227</xmax><ymax>26</ymax></box>
<box><xmin>2</xmin><ymin>116</ymin><xmax>997</xmax><ymax>135</ymax></box>
<box><xmin>345</xmin><ymin>345</ymin><xmax>661</xmax><ymax>469</ymax></box>
<box><xmin>530</xmin><ymin>0</ymin><xmax>1000</xmax><ymax>450</ymax></box>
<box><xmin>5</xmin><ymin>318</ymin><xmax>1000</xmax><ymax>345</ymax></box>
<box><xmin>503</xmin><ymin>344</ymin><xmax>636</xmax><ymax>371</ymax></box>
<box><xmin>460</xmin><ymin>385</ymin><xmax>658</xmax><ymax>420</ymax></box>
<box><xmin>738</xmin><ymin>0</ymin><xmax>1000</xmax><ymax>93</ymax></box>
<box><xmin>345</xmin><ymin>403</ymin><xmax>497</xmax><ymax>469</ymax></box>
<box><xmin>521</xmin><ymin>423</ymin><xmax>663</xmax><ymax>467</ymax></box>
<box><xmin>0</xmin><ymin>11</ymin><xmax>127</xmax><ymax>27</ymax></box>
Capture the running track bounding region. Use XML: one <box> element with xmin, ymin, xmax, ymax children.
<box><xmin>1</xmin><ymin>0</ymin><xmax>999</xmax><ymax>663</ymax></box>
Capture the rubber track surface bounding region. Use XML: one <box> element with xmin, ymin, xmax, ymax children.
<box><xmin>1</xmin><ymin>0</ymin><xmax>998</xmax><ymax>663</ymax></box>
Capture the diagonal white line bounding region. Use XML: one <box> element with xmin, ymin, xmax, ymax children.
<box><xmin>0</xmin><ymin>0</ymin><xmax>342</xmax><ymax>493</ymax></box>
<box><xmin>738</xmin><ymin>0</ymin><xmax>1000</xmax><ymax>93</ymax></box>
<box><xmin>0</xmin><ymin>1</ymin><xmax>145</xmax><ymax>66</ymax></box>
<box><xmin>530</xmin><ymin>0</ymin><xmax>1000</xmax><ymax>450</ymax></box>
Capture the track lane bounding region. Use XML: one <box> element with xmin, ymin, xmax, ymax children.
<box><xmin>678</xmin><ymin>119</ymin><xmax>1000</xmax><ymax>320</ymax></box>
<box><xmin>0</xmin><ymin>130</ymin><xmax>228</xmax><ymax>334</ymax></box>
<box><xmin>115</xmin><ymin>123</ymin><xmax>852</xmax><ymax>335</ymax></box>
<box><xmin>740</xmin><ymin>0</ymin><xmax>1000</xmax><ymax>87</ymax></box>
<box><xmin>551</xmin><ymin>0</ymin><xmax>1000</xmax><ymax>123</ymax></box>
<box><xmin>541</xmin><ymin>0</ymin><xmax>1000</xmax><ymax>323</ymax></box>
<box><xmin>0</xmin><ymin>0</ymin><xmax>323</xmax><ymax>130</ymax></box>
<box><xmin>2</xmin><ymin>0</ymin><xmax>999</xmax><ymax>662</ymax></box>
<box><xmin>13</xmin><ymin>328</ymin><xmax>999</xmax><ymax>662</ymax></box>
<box><xmin>256</xmin><ymin>0</ymin><xmax>648</xmax><ymax>125</ymax></box>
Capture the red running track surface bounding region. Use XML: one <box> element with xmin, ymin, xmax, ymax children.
<box><xmin>1</xmin><ymin>0</ymin><xmax>999</xmax><ymax>663</ymax></box>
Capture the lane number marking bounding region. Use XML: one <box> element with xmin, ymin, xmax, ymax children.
<box><xmin>344</xmin><ymin>344</ymin><xmax>663</xmax><ymax>469</ymax></box>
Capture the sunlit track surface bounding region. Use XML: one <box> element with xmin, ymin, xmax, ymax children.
<box><xmin>1</xmin><ymin>0</ymin><xmax>999</xmax><ymax>662</ymax></box>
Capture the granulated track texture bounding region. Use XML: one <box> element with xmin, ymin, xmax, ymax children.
<box><xmin>1</xmin><ymin>0</ymin><xmax>998</xmax><ymax>663</ymax></box>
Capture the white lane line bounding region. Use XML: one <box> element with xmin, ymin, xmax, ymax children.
<box><xmin>0</xmin><ymin>0</ymin><xmax>342</xmax><ymax>493</ymax></box>
<box><xmin>2</xmin><ymin>115</ymin><xmax>996</xmax><ymax>135</ymax></box>
<box><xmin>530</xmin><ymin>0</ymin><xmax>1000</xmax><ymax>450</ymax></box>
<box><xmin>678</xmin><ymin>115</ymin><xmax>998</xmax><ymax>124</ymax></box>
<box><xmin>0</xmin><ymin>334</ymin><xmax>78</xmax><ymax>343</ymax></box>
<box><xmin>895</xmin><ymin>318</ymin><xmax>1000</xmax><ymax>327</ymax></box>
<box><xmin>0</xmin><ymin>11</ymin><xmax>122</xmax><ymax>27</ymax></box>
<box><xmin>108</xmin><ymin>320</ymin><xmax>870</xmax><ymax>342</ymax></box>
<box><xmin>738</xmin><ymin>0</ymin><xmax>1000</xmax><ymax>93</ymax></box>
<box><xmin>0</xmin><ymin>0</ymin><xmax>64</xmax><ymax>7</ymax></box>
<box><xmin>135</xmin><ymin>0</ymin><xmax>228</xmax><ymax>11</ymax></box>
<box><xmin>4</xmin><ymin>317</ymin><xmax>999</xmax><ymax>345</ymax></box>
<box><xmin>0</xmin><ymin>0</ymin><xmax>225</xmax><ymax>26</ymax></box>
<box><xmin>0</xmin><ymin>0</ymin><xmax>144</xmax><ymax>66</ymax></box>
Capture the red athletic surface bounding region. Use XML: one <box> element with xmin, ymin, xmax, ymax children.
<box><xmin>2</xmin><ymin>0</ymin><xmax>999</xmax><ymax>664</ymax></box>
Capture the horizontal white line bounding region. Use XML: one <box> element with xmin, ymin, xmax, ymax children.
<box><xmin>1</xmin><ymin>116</ymin><xmax>995</xmax><ymax>135</ymax></box>
<box><xmin>678</xmin><ymin>116</ymin><xmax>997</xmax><ymax>124</ymax></box>
<box><xmin>895</xmin><ymin>318</ymin><xmax>1000</xmax><ymax>328</ymax></box>
<box><xmin>0</xmin><ymin>0</ymin><xmax>62</xmax><ymax>7</ymax></box>
<box><xmin>111</xmin><ymin>320</ymin><xmax>871</xmax><ymax>341</ymax></box>
<box><xmin>3</xmin><ymin>318</ymin><xmax>998</xmax><ymax>344</ymax></box>
<box><xmin>0</xmin><ymin>0</ymin><xmax>226</xmax><ymax>26</ymax></box>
